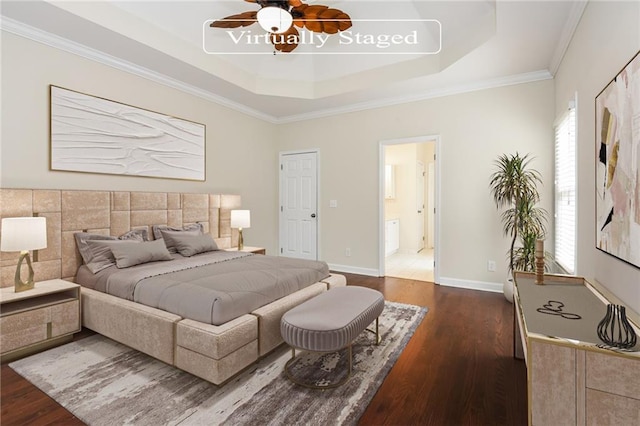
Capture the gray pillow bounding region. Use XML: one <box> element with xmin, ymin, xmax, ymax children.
<box><xmin>119</xmin><ymin>228</ymin><xmax>149</xmax><ymax>241</ymax></box>
<box><xmin>86</xmin><ymin>239</ymin><xmax>172</xmax><ymax>270</ymax></box>
<box><xmin>152</xmin><ymin>223</ymin><xmax>203</xmax><ymax>240</ymax></box>
<box><xmin>152</xmin><ymin>223</ymin><xmax>204</xmax><ymax>253</ymax></box>
<box><xmin>75</xmin><ymin>233</ymin><xmax>116</xmax><ymax>267</ymax></box>
<box><xmin>83</xmin><ymin>239</ymin><xmax>126</xmax><ymax>273</ymax></box>
<box><xmin>108</xmin><ymin>239</ymin><xmax>173</xmax><ymax>268</ymax></box>
<box><xmin>75</xmin><ymin>229</ymin><xmax>148</xmax><ymax>268</ymax></box>
<box><xmin>160</xmin><ymin>232</ymin><xmax>218</xmax><ymax>257</ymax></box>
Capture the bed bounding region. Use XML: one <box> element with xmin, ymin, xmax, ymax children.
<box><xmin>0</xmin><ymin>189</ymin><xmax>346</xmax><ymax>384</ymax></box>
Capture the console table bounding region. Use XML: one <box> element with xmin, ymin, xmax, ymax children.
<box><xmin>513</xmin><ymin>272</ymin><xmax>639</xmax><ymax>425</ymax></box>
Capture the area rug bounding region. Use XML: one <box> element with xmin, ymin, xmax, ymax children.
<box><xmin>10</xmin><ymin>301</ymin><xmax>426</xmax><ymax>426</ymax></box>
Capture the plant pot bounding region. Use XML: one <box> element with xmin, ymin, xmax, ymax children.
<box><xmin>503</xmin><ymin>274</ymin><xmax>514</xmax><ymax>303</ymax></box>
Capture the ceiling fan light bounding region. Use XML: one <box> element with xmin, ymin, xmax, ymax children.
<box><xmin>257</xmin><ymin>6</ymin><xmax>293</xmax><ymax>34</ymax></box>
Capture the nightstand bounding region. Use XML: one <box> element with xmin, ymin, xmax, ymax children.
<box><xmin>0</xmin><ymin>279</ymin><xmax>81</xmax><ymax>362</ymax></box>
<box><xmin>226</xmin><ymin>246</ymin><xmax>266</xmax><ymax>255</ymax></box>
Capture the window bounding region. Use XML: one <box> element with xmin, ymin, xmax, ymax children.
<box><xmin>554</xmin><ymin>101</ymin><xmax>577</xmax><ymax>273</ymax></box>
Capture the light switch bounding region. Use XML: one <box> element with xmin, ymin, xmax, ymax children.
<box><xmin>330</xmin><ymin>200</ymin><xmax>338</xmax><ymax>208</ymax></box>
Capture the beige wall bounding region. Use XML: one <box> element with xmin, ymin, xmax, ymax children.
<box><xmin>278</xmin><ymin>80</ymin><xmax>555</xmax><ymax>285</ymax></box>
<box><xmin>0</xmin><ymin>33</ymin><xmax>280</xmax><ymax>254</ymax></box>
<box><xmin>554</xmin><ymin>1</ymin><xmax>640</xmax><ymax>313</ymax></box>
<box><xmin>2</xmin><ymin>5</ymin><xmax>636</xmax><ymax>308</ymax></box>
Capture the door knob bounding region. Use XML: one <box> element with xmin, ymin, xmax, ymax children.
<box><xmin>311</xmin><ymin>213</ymin><xmax>316</xmax><ymax>218</ymax></box>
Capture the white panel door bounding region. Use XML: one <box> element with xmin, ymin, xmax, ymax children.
<box><xmin>280</xmin><ymin>152</ymin><xmax>318</xmax><ymax>260</ymax></box>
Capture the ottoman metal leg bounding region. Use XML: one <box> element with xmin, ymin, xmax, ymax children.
<box><xmin>365</xmin><ymin>317</ymin><xmax>381</xmax><ymax>345</ymax></box>
<box><xmin>284</xmin><ymin>345</ymin><xmax>353</xmax><ymax>389</ymax></box>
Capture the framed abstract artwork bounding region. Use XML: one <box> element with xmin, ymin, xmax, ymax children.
<box><xmin>595</xmin><ymin>50</ymin><xmax>640</xmax><ymax>269</ymax></box>
<box><xmin>50</xmin><ymin>86</ymin><xmax>206</xmax><ymax>181</ymax></box>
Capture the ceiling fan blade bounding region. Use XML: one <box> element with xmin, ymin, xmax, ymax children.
<box><xmin>335</xmin><ymin>12</ymin><xmax>352</xmax><ymax>31</ymax></box>
<box><xmin>270</xmin><ymin>25</ymin><xmax>300</xmax><ymax>53</ymax></box>
<box><xmin>302</xmin><ymin>5</ymin><xmax>329</xmax><ymax>17</ymax></box>
<box><xmin>321</xmin><ymin>21</ymin><xmax>340</xmax><ymax>34</ymax></box>
<box><xmin>304</xmin><ymin>19</ymin><xmax>324</xmax><ymax>33</ymax></box>
<box><xmin>288</xmin><ymin>0</ymin><xmax>303</xmax><ymax>6</ymax></box>
<box><xmin>315</xmin><ymin>9</ymin><xmax>342</xmax><ymax>34</ymax></box>
<box><xmin>318</xmin><ymin>8</ymin><xmax>341</xmax><ymax>19</ymax></box>
<box><xmin>293</xmin><ymin>5</ymin><xmax>352</xmax><ymax>34</ymax></box>
<box><xmin>298</xmin><ymin>5</ymin><xmax>327</xmax><ymax>32</ymax></box>
<box><xmin>210</xmin><ymin>11</ymin><xmax>258</xmax><ymax>29</ymax></box>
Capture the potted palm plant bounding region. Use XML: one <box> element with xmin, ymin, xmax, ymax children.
<box><xmin>490</xmin><ymin>153</ymin><xmax>548</xmax><ymax>301</ymax></box>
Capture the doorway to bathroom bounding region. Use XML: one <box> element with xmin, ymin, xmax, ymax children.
<box><xmin>379</xmin><ymin>136</ymin><xmax>439</xmax><ymax>283</ymax></box>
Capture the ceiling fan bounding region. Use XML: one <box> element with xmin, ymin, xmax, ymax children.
<box><xmin>210</xmin><ymin>0</ymin><xmax>352</xmax><ymax>53</ymax></box>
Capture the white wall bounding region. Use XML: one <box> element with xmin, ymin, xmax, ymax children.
<box><xmin>554</xmin><ymin>1</ymin><xmax>640</xmax><ymax>313</ymax></box>
<box><xmin>385</xmin><ymin>143</ymin><xmax>419</xmax><ymax>253</ymax></box>
<box><xmin>277</xmin><ymin>80</ymin><xmax>555</xmax><ymax>285</ymax></box>
<box><xmin>0</xmin><ymin>33</ymin><xmax>280</xmax><ymax>253</ymax></box>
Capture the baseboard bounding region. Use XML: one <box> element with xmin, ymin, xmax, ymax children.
<box><xmin>438</xmin><ymin>277</ymin><xmax>503</xmax><ymax>293</ymax></box>
<box><xmin>327</xmin><ymin>264</ymin><xmax>380</xmax><ymax>277</ymax></box>
<box><xmin>327</xmin><ymin>266</ymin><xmax>504</xmax><ymax>294</ymax></box>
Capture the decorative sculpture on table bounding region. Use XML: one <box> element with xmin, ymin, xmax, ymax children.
<box><xmin>597</xmin><ymin>304</ymin><xmax>637</xmax><ymax>350</ymax></box>
<box><xmin>536</xmin><ymin>301</ymin><xmax>582</xmax><ymax>320</ymax></box>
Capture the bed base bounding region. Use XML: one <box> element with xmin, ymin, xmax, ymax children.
<box><xmin>80</xmin><ymin>273</ymin><xmax>346</xmax><ymax>385</ymax></box>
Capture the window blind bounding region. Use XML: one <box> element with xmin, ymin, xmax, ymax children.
<box><xmin>554</xmin><ymin>105</ymin><xmax>576</xmax><ymax>273</ymax></box>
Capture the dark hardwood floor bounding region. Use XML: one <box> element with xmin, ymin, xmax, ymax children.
<box><xmin>1</xmin><ymin>275</ymin><xmax>527</xmax><ymax>425</ymax></box>
<box><xmin>351</xmin><ymin>274</ymin><xmax>527</xmax><ymax>425</ymax></box>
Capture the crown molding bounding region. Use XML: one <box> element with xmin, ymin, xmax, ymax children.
<box><xmin>275</xmin><ymin>70</ymin><xmax>553</xmax><ymax>124</ymax></box>
<box><xmin>2</xmin><ymin>16</ymin><xmax>554</xmax><ymax>127</ymax></box>
<box><xmin>0</xmin><ymin>16</ymin><xmax>278</xmax><ymax>124</ymax></box>
<box><xmin>548</xmin><ymin>0</ymin><xmax>588</xmax><ymax>76</ymax></box>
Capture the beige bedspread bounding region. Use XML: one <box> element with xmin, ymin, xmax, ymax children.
<box><xmin>76</xmin><ymin>251</ymin><xmax>330</xmax><ymax>325</ymax></box>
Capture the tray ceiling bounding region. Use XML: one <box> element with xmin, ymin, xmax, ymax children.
<box><xmin>1</xmin><ymin>1</ymin><xmax>581</xmax><ymax>121</ymax></box>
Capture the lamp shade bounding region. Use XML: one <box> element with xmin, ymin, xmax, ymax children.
<box><xmin>257</xmin><ymin>6</ymin><xmax>293</xmax><ymax>34</ymax></box>
<box><xmin>231</xmin><ymin>210</ymin><xmax>251</xmax><ymax>229</ymax></box>
<box><xmin>1</xmin><ymin>217</ymin><xmax>47</xmax><ymax>252</ymax></box>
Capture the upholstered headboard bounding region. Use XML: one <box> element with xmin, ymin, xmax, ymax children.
<box><xmin>0</xmin><ymin>189</ymin><xmax>241</xmax><ymax>286</ymax></box>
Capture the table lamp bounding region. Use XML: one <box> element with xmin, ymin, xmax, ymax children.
<box><xmin>1</xmin><ymin>217</ymin><xmax>47</xmax><ymax>292</ymax></box>
<box><xmin>230</xmin><ymin>210</ymin><xmax>250</xmax><ymax>251</ymax></box>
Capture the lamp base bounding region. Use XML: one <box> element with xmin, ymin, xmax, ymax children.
<box><xmin>14</xmin><ymin>251</ymin><xmax>35</xmax><ymax>293</ymax></box>
<box><xmin>238</xmin><ymin>228</ymin><xmax>244</xmax><ymax>251</ymax></box>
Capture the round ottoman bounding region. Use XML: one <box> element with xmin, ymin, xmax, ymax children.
<box><xmin>280</xmin><ymin>286</ymin><xmax>385</xmax><ymax>388</ymax></box>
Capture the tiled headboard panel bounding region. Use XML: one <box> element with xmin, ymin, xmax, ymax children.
<box><xmin>0</xmin><ymin>189</ymin><xmax>241</xmax><ymax>286</ymax></box>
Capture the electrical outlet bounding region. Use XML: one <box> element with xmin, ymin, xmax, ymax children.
<box><xmin>345</xmin><ymin>248</ymin><xmax>351</xmax><ymax>257</ymax></box>
<box><xmin>330</xmin><ymin>200</ymin><xmax>338</xmax><ymax>208</ymax></box>
<box><xmin>487</xmin><ymin>260</ymin><xmax>496</xmax><ymax>272</ymax></box>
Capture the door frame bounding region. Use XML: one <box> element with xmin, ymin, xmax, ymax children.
<box><xmin>378</xmin><ymin>135</ymin><xmax>441</xmax><ymax>282</ymax></box>
<box><xmin>278</xmin><ymin>149</ymin><xmax>320</xmax><ymax>260</ymax></box>
<box><xmin>416</xmin><ymin>160</ymin><xmax>426</xmax><ymax>252</ymax></box>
